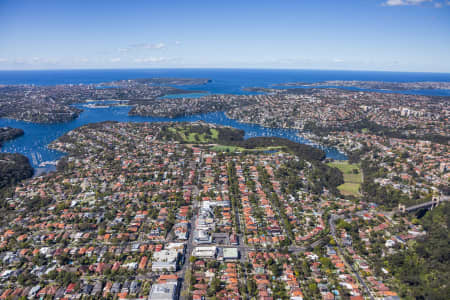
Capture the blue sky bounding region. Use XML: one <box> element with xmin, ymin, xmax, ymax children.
<box><xmin>0</xmin><ymin>0</ymin><xmax>449</xmax><ymax>72</ymax></box>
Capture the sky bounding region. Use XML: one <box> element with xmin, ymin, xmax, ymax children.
<box><xmin>0</xmin><ymin>0</ymin><xmax>449</xmax><ymax>72</ymax></box>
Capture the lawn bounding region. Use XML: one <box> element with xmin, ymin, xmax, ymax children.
<box><xmin>210</xmin><ymin>128</ymin><xmax>219</xmax><ymax>140</ymax></box>
<box><xmin>186</xmin><ymin>132</ymin><xmax>195</xmax><ymax>142</ymax></box>
<box><xmin>210</xmin><ymin>145</ymin><xmax>244</xmax><ymax>152</ymax></box>
<box><xmin>327</xmin><ymin>161</ymin><xmax>363</xmax><ymax>196</ymax></box>
<box><xmin>169</xmin><ymin>125</ymin><xmax>285</xmax><ymax>154</ymax></box>
<box><xmin>337</xmin><ymin>183</ymin><xmax>361</xmax><ymax>195</ymax></box>
<box><xmin>344</xmin><ymin>172</ymin><xmax>363</xmax><ymax>183</ymax></box>
<box><xmin>169</xmin><ymin>127</ymin><xmax>217</xmax><ymax>144</ymax></box>
<box><xmin>210</xmin><ymin>145</ymin><xmax>284</xmax><ymax>153</ymax></box>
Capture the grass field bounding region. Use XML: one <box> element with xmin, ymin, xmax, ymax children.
<box><xmin>169</xmin><ymin>127</ymin><xmax>217</xmax><ymax>144</ymax></box>
<box><xmin>337</xmin><ymin>183</ymin><xmax>361</xmax><ymax>195</ymax></box>
<box><xmin>210</xmin><ymin>128</ymin><xmax>219</xmax><ymax>140</ymax></box>
<box><xmin>168</xmin><ymin>125</ymin><xmax>285</xmax><ymax>154</ymax></box>
<box><xmin>210</xmin><ymin>145</ymin><xmax>283</xmax><ymax>153</ymax></box>
<box><xmin>210</xmin><ymin>145</ymin><xmax>244</xmax><ymax>152</ymax></box>
<box><xmin>327</xmin><ymin>161</ymin><xmax>363</xmax><ymax>196</ymax></box>
<box><xmin>187</xmin><ymin>132</ymin><xmax>207</xmax><ymax>143</ymax></box>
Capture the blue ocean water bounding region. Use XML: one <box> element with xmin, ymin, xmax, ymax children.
<box><xmin>1</xmin><ymin>68</ymin><xmax>449</xmax><ymax>172</ymax></box>
<box><xmin>1</xmin><ymin>68</ymin><xmax>450</xmax><ymax>95</ymax></box>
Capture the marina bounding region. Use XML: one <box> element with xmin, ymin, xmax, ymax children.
<box><xmin>0</xmin><ymin>104</ymin><xmax>347</xmax><ymax>172</ymax></box>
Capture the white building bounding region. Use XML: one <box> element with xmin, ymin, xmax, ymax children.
<box><xmin>194</xmin><ymin>229</ymin><xmax>212</xmax><ymax>244</ymax></box>
<box><xmin>148</xmin><ymin>283</ymin><xmax>178</xmax><ymax>300</ymax></box>
<box><xmin>192</xmin><ymin>246</ymin><xmax>217</xmax><ymax>259</ymax></box>
<box><xmin>222</xmin><ymin>247</ymin><xmax>239</xmax><ymax>260</ymax></box>
<box><xmin>166</xmin><ymin>242</ymin><xmax>186</xmax><ymax>254</ymax></box>
<box><xmin>152</xmin><ymin>250</ymin><xmax>179</xmax><ymax>272</ymax></box>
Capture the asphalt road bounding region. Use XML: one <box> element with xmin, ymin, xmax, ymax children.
<box><xmin>178</xmin><ymin>202</ymin><xmax>197</xmax><ymax>300</ymax></box>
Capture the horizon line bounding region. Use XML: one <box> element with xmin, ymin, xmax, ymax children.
<box><xmin>0</xmin><ymin>66</ymin><xmax>450</xmax><ymax>75</ymax></box>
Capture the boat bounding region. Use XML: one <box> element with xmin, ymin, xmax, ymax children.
<box><xmin>38</xmin><ymin>161</ymin><xmax>58</xmax><ymax>167</ymax></box>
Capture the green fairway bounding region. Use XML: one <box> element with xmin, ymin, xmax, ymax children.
<box><xmin>210</xmin><ymin>128</ymin><xmax>219</xmax><ymax>139</ymax></box>
<box><xmin>168</xmin><ymin>126</ymin><xmax>220</xmax><ymax>144</ymax></box>
<box><xmin>210</xmin><ymin>145</ymin><xmax>283</xmax><ymax>153</ymax></box>
<box><xmin>187</xmin><ymin>132</ymin><xmax>200</xmax><ymax>142</ymax></box>
<box><xmin>210</xmin><ymin>145</ymin><xmax>244</xmax><ymax>152</ymax></box>
<box><xmin>327</xmin><ymin>161</ymin><xmax>363</xmax><ymax>196</ymax></box>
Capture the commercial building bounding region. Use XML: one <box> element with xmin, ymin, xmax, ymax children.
<box><xmin>152</xmin><ymin>250</ymin><xmax>179</xmax><ymax>272</ymax></box>
<box><xmin>192</xmin><ymin>246</ymin><xmax>217</xmax><ymax>259</ymax></box>
<box><xmin>148</xmin><ymin>283</ymin><xmax>178</xmax><ymax>300</ymax></box>
<box><xmin>222</xmin><ymin>247</ymin><xmax>239</xmax><ymax>260</ymax></box>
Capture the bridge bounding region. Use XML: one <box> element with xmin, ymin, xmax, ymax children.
<box><xmin>398</xmin><ymin>195</ymin><xmax>449</xmax><ymax>213</ymax></box>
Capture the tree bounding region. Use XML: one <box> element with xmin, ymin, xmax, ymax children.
<box><xmin>208</xmin><ymin>277</ymin><xmax>221</xmax><ymax>296</ymax></box>
<box><xmin>319</xmin><ymin>257</ymin><xmax>332</xmax><ymax>270</ymax></box>
<box><xmin>247</xmin><ymin>279</ymin><xmax>257</xmax><ymax>297</ymax></box>
<box><xmin>0</xmin><ymin>153</ymin><xmax>33</xmax><ymax>191</ymax></box>
<box><xmin>270</xmin><ymin>263</ymin><xmax>281</xmax><ymax>277</ymax></box>
<box><xmin>387</xmin><ymin>203</ymin><xmax>450</xmax><ymax>299</ymax></box>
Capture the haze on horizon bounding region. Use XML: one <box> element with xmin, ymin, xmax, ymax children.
<box><xmin>0</xmin><ymin>0</ymin><xmax>449</xmax><ymax>73</ymax></box>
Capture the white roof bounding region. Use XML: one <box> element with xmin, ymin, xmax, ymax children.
<box><xmin>149</xmin><ymin>283</ymin><xmax>177</xmax><ymax>300</ymax></box>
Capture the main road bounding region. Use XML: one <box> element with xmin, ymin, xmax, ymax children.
<box><xmin>178</xmin><ymin>198</ymin><xmax>198</xmax><ymax>300</ymax></box>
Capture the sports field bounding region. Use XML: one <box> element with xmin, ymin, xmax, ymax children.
<box><xmin>327</xmin><ymin>161</ymin><xmax>363</xmax><ymax>196</ymax></box>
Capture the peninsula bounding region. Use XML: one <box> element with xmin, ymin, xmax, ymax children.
<box><xmin>276</xmin><ymin>80</ymin><xmax>450</xmax><ymax>90</ymax></box>
<box><xmin>0</xmin><ymin>127</ymin><xmax>24</xmax><ymax>147</ymax></box>
<box><xmin>0</xmin><ymin>78</ymin><xmax>210</xmax><ymax>123</ymax></box>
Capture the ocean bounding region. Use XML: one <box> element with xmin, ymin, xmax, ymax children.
<box><xmin>1</xmin><ymin>68</ymin><xmax>450</xmax><ymax>95</ymax></box>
